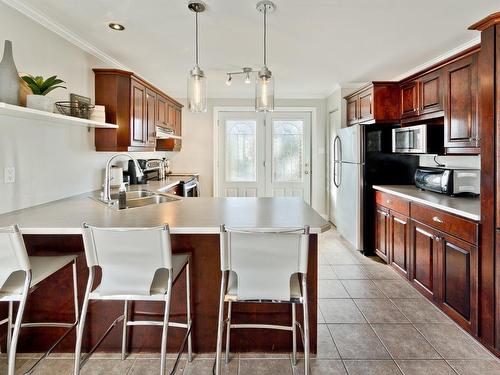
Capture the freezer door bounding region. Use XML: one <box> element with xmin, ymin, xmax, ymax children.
<box><xmin>339</xmin><ymin>125</ymin><xmax>363</xmax><ymax>164</ymax></box>
<box><xmin>335</xmin><ymin>161</ymin><xmax>363</xmax><ymax>250</ymax></box>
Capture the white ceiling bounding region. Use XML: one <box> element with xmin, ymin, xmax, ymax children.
<box><xmin>6</xmin><ymin>0</ymin><xmax>499</xmax><ymax>99</ymax></box>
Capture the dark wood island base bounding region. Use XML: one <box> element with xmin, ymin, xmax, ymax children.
<box><xmin>3</xmin><ymin>234</ymin><xmax>317</xmax><ymax>355</ymax></box>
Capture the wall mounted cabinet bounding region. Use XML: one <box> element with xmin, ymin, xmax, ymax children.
<box><xmin>93</xmin><ymin>69</ymin><xmax>183</xmax><ymax>152</ymax></box>
<box><xmin>443</xmin><ymin>53</ymin><xmax>480</xmax><ymax>153</ymax></box>
<box><xmin>344</xmin><ymin>82</ymin><xmax>400</xmax><ymax>126</ymax></box>
<box><xmin>400</xmin><ymin>69</ymin><xmax>444</xmax><ymax>123</ymax></box>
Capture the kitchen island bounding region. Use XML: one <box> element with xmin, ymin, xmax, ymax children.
<box><xmin>0</xmin><ymin>183</ymin><xmax>329</xmax><ymax>354</ymax></box>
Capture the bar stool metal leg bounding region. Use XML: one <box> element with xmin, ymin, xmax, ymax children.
<box><xmin>215</xmin><ymin>272</ymin><xmax>227</xmax><ymax>375</ymax></box>
<box><xmin>159</xmin><ymin>276</ymin><xmax>173</xmax><ymax>375</ymax></box>
<box><xmin>292</xmin><ymin>303</ymin><xmax>297</xmax><ymax>366</ymax></box>
<box><xmin>121</xmin><ymin>300</ymin><xmax>129</xmax><ymax>360</ymax></box>
<box><xmin>6</xmin><ymin>301</ymin><xmax>13</xmax><ymax>358</ymax></box>
<box><xmin>8</xmin><ymin>273</ymin><xmax>31</xmax><ymax>375</ymax></box>
<box><xmin>186</xmin><ymin>261</ymin><xmax>193</xmax><ymax>362</ymax></box>
<box><xmin>74</xmin><ymin>268</ymin><xmax>94</xmax><ymax>375</ymax></box>
<box><xmin>225</xmin><ymin>301</ymin><xmax>232</xmax><ymax>364</ymax></box>
<box><xmin>302</xmin><ymin>277</ymin><xmax>310</xmax><ymax>375</ymax></box>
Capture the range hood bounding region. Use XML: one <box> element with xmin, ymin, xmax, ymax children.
<box><xmin>156</xmin><ymin>126</ymin><xmax>182</xmax><ymax>140</ymax></box>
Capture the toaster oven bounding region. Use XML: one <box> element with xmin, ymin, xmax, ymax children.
<box><xmin>415</xmin><ymin>167</ymin><xmax>480</xmax><ymax>196</ymax></box>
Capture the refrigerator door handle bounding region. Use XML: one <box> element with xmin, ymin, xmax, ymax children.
<box><xmin>333</xmin><ymin>136</ymin><xmax>342</xmax><ymax>187</ymax></box>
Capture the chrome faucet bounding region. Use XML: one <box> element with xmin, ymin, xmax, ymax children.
<box><xmin>102</xmin><ymin>153</ymin><xmax>144</xmax><ymax>204</ymax></box>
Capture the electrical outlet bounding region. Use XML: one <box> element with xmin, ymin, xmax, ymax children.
<box><xmin>4</xmin><ymin>166</ymin><xmax>15</xmax><ymax>184</ymax></box>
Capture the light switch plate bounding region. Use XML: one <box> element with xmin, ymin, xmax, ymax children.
<box><xmin>4</xmin><ymin>166</ymin><xmax>15</xmax><ymax>184</ymax></box>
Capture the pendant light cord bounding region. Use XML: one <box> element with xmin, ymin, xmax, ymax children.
<box><xmin>263</xmin><ymin>6</ymin><xmax>267</xmax><ymax>67</ymax></box>
<box><xmin>195</xmin><ymin>11</ymin><xmax>199</xmax><ymax>67</ymax></box>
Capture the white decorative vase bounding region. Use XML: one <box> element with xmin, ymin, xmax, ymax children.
<box><xmin>0</xmin><ymin>40</ymin><xmax>20</xmax><ymax>105</ymax></box>
<box><xmin>26</xmin><ymin>94</ymin><xmax>54</xmax><ymax>112</ymax></box>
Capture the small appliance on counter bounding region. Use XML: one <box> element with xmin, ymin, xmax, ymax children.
<box><xmin>415</xmin><ymin>166</ymin><xmax>480</xmax><ymax>196</ymax></box>
<box><xmin>392</xmin><ymin>124</ymin><xmax>444</xmax><ymax>154</ymax></box>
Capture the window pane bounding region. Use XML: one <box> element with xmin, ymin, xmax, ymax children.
<box><xmin>272</xmin><ymin>120</ymin><xmax>303</xmax><ymax>182</ymax></box>
<box><xmin>225</xmin><ymin>120</ymin><xmax>257</xmax><ymax>182</ymax></box>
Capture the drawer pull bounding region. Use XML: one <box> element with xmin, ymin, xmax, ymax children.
<box><xmin>386</xmin><ymin>200</ymin><xmax>392</xmax><ymax>205</ymax></box>
<box><xmin>432</xmin><ymin>216</ymin><xmax>444</xmax><ymax>223</ymax></box>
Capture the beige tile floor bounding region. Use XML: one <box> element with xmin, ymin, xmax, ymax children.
<box><xmin>1</xmin><ymin>228</ymin><xmax>499</xmax><ymax>374</ymax></box>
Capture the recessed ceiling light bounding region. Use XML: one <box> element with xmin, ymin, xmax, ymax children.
<box><xmin>108</xmin><ymin>22</ymin><xmax>125</xmax><ymax>31</ymax></box>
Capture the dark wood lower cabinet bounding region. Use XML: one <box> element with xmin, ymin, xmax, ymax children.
<box><xmin>440</xmin><ymin>233</ymin><xmax>477</xmax><ymax>333</ymax></box>
<box><xmin>375</xmin><ymin>190</ymin><xmax>480</xmax><ymax>339</ymax></box>
<box><xmin>410</xmin><ymin>221</ymin><xmax>440</xmax><ymax>300</ymax></box>
<box><xmin>389</xmin><ymin>212</ymin><xmax>410</xmax><ymax>278</ymax></box>
<box><xmin>375</xmin><ymin>205</ymin><xmax>389</xmax><ymax>262</ymax></box>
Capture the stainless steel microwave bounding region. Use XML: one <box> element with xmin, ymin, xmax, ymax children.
<box><xmin>392</xmin><ymin>124</ymin><xmax>444</xmax><ymax>154</ymax></box>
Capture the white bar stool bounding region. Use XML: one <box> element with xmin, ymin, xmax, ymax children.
<box><xmin>215</xmin><ymin>225</ymin><xmax>311</xmax><ymax>375</ymax></box>
<box><xmin>75</xmin><ymin>224</ymin><xmax>192</xmax><ymax>375</ymax></box>
<box><xmin>0</xmin><ymin>225</ymin><xmax>78</xmax><ymax>375</ymax></box>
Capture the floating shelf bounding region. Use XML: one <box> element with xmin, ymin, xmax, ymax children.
<box><xmin>0</xmin><ymin>102</ymin><xmax>118</xmax><ymax>129</ymax></box>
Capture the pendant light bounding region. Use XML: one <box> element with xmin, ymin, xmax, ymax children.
<box><xmin>255</xmin><ymin>0</ymin><xmax>275</xmax><ymax>112</ymax></box>
<box><xmin>187</xmin><ymin>0</ymin><xmax>207</xmax><ymax>113</ymax></box>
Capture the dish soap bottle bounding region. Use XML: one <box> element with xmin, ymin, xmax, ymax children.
<box><xmin>118</xmin><ymin>183</ymin><xmax>127</xmax><ymax>210</ymax></box>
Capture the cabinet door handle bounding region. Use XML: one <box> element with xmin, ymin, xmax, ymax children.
<box><xmin>434</xmin><ymin>236</ymin><xmax>443</xmax><ymax>242</ymax></box>
<box><xmin>432</xmin><ymin>216</ymin><xmax>444</xmax><ymax>223</ymax></box>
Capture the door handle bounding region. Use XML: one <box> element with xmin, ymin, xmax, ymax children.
<box><xmin>432</xmin><ymin>216</ymin><xmax>444</xmax><ymax>224</ymax></box>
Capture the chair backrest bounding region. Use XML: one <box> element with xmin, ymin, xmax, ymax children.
<box><xmin>81</xmin><ymin>224</ymin><xmax>172</xmax><ymax>296</ymax></box>
<box><xmin>220</xmin><ymin>225</ymin><xmax>310</xmax><ymax>301</ymax></box>
<box><xmin>0</xmin><ymin>225</ymin><xmax>30</xmax><ymax>291</ymax></box>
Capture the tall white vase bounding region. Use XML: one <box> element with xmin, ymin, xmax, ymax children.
<box><xmin>0</xmin><ymin>40</ymin><xmax>20</xmax><ymax>105</ymax></box>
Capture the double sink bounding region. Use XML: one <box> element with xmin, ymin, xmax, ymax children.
<box><xmin>93</xmin><ymin>189</ymin><xmax>181</xmax><ymax>210</ymax></box>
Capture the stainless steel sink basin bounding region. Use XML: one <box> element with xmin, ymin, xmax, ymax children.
<box><xmin>91</xmin><ymin>189</ymin><xmax>181</xmax><ymax>210</ymax></box>
<box><xmin>109</xmin><ymin>190</ymin><xmax>155</xmax><ymax>200</ymax></box>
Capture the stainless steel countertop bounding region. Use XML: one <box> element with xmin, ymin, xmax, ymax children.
<box><xmin>0</xmin><ymin>180</ymin><xmax>330</xmax><ymax>235</ymax></box>
<box><xmin>373</xmin><ymin>185</ymin><xmax>480</xmax><ymax>221</ymax></box>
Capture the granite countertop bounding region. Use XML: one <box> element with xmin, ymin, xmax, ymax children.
<box><xmin>0</xmin><ymin>180</ymin><xmax>330</xmax><ymax>235</ymax></box>
<box><xmin>373</xmin><ymin>185</ymin><xmax>480</xmax><ymax>221</ymax></box>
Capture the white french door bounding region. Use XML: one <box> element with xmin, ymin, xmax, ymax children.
<box><xmin>217</xmin><ymin>111</ymin><xmax>311</xmax><ymax>203</ymax></box>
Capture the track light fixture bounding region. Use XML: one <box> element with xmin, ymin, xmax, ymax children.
<box><xmin>224</xmin><ymin>1</ymin><xmax>275</xmax><ymax>111</ymax></box>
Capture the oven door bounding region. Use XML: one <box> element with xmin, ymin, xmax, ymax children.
<box><xmin>392</xmin><ymin>125</ymin><xmax>427</xmax><ymax>153</ymax></box>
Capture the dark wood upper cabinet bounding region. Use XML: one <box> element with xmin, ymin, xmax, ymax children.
<box><xmin>420</xmin><ymin>69</ymin><xmax>444</xmax><ymax>116</ymax></box>
<box><xmin>400</xmin><ymin>81</ymin><xmax>419</xmax><ymax>119</ymax></box>
<box><xmin>400</xmin><ymin>69</ymin><xmax>444</xmax><ymax>123</ymax></box>
<box><xmin>443</xmin><ymin>53</ymin><xmax>479</xmax><ymax>153</ymax></box>
<box><xmin>130</xmin><ymin>79</ymin><xmax>147</xmax><ymax>147</ymax></box>
<box><xmin>93</xmin><ymin>69</ymin><xmax>183</xmax><ymax>152</ymax></box>
<box><xmin>344</xmin><ymin>82</ymin><xmax>400</xmax><ymax>126</ymax></box>
<box><xmin>346</xmin><ymin>96</ymin><xmax>358</xmax><ymax>126</ymax></box>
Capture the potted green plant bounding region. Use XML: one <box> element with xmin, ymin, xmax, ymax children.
<box><xmin>21</xmin><ymin>75</ymin><xmax>66</xmax><ymax>112</ymax></box>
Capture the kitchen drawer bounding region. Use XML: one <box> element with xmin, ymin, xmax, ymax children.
<box><xmin>375</xmin><ymin>191</ymin><xmax>410</xmax><ymax>216</ymax></box>
<box><xmin>411</xmin><ymin>203</ymin><xmax>478</xmax><ymax>245</ymax></box>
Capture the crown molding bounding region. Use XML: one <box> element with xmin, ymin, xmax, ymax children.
<box><xmin>392</xmin><ymin>36</ymin><xmax>480</xmax><ymax>81</ymax></box>
<box><xmin>1</xmin><ymin>0</ymin><xmax>130</xmax><ymax>70</ymax></box>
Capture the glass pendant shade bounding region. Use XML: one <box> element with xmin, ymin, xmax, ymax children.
<box><xmin>187</xmin><ymin>69</ymin><xmax>207</xmax><ymax>113</ymax></box>
<box><xmin>255</xmin><ymin>72</ymin><xmax>274</xmax><ymax>112</ymax></box>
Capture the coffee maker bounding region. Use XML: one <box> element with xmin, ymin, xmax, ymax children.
<box><xmin>128</xmin><ymin>159</ymin><xmax>147</xmax><ymax>184</ymax></box>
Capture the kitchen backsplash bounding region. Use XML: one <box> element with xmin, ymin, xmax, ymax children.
<box><xmin>419</xmin><ymin>155</ymin><xmax>480</xmax><ymax>169</ymax></box>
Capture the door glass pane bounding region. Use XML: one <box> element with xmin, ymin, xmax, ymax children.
<box><xmin>272</xmin><ymin>120</ymin><xmax>303</xmax><ymax>182</ymax></box>
<box><xmin>225</xmin><ymin>120</ymin><xmax>257</xmax><ymax>182</ymax></box>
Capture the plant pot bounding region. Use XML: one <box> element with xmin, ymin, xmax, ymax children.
<box><xmin>26</xmin><ymin>95</ymin><xmax>54</xmax><ymax>112</ymax></box>
<box><xmin>0</xmin><ymin>40</ymin><xmax>20</xmax><ymax>105</ymax></box>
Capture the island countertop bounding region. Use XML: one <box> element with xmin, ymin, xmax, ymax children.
<box><xmin>373</xmin><ymin>184</ymin><xmax>480</xmax><ymax>221</ymax></box>
<box><xmin>0</xmin><ymin>181</ymin><xmax>330</xmax><ymax>235</ymax></box>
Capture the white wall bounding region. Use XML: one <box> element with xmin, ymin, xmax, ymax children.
<box><xmin>0</xmin><ymin>3</ymin><xmax>167</xmax><ymax>214</ymax></box>
<box><xmin>171</xmin><ymin>98</ymin><xmax>328</xmax><ymax>215</ymax></box>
